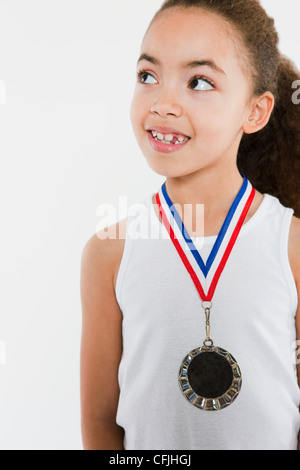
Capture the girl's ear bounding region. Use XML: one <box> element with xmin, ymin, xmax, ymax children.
<box><xmin>243</xmin><ymin>91</ymin><xmax>275</xmax><ymax>134</ymax></box>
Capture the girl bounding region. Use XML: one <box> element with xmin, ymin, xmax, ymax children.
<box><xmin>80</xmin><ymin>0</ymin><xmax>300</xmax><ymax>450</ymax></box>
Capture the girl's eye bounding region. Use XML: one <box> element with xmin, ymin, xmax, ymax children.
<box><xmin>136</xmin><ymin>71</ymin><xmax>157</xmax><ymax>84</ymax></box>
<box><xmin>189</xmin><ymin>76</ymin><xmax>215</xmax><ymax>91</ymax></box>
<box><xmin>136</xmin><ymin>70</ymin><xmax>215</xmax><ymax>91</ymax></box>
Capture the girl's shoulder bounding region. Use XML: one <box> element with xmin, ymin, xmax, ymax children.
<box><xmin>82</xmin><ymin>217</ymin><xmax>127</xmax><ymax>296</ymax></box>
<box><xmin>289</xmin><ymin>215</ymin><xmax>300</xmax><ymax>292</ymax></box>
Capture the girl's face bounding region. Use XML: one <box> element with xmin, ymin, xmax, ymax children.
<box><xmin>130</xmin><ymin>8</ymin><xmax>254</xmax><ymax>178</ymax></box>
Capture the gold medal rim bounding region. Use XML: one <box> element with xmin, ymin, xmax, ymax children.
<box><xmin>178</xmin><ymin>345</ymin><xmax>242</xmax><ymax>411</ymax></box>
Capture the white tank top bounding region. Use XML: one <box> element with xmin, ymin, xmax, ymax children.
<box><xmin>115</xmin><ymin>190</ymin><xmax>300</xmax><ymax>450</ymax></box>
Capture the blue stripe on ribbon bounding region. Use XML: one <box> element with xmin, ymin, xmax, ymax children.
<box><xmin>161</xmin><ymin>174</ymin><xmax>248</xmax><ymax>278</ymax></box>
<box><xmin>161</xmin><ymin>182</ymin><xmax>207</xmax><ymax>274</ymax></box>
<box><xmin>205</xmin><ymin>175</ymin><xmax>248</xmax><ymax>273</ymax></box>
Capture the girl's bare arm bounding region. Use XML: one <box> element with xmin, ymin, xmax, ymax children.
<box><xmin>80</xmin><ymin>230</ymin><xmax>124</xmax><ymax>450</ymax></box>
<box><xmin>296</xmin><ymin>298</ymin><xmax>300</xmax><ymax>450</ymax></box>
<box><xmin>296</xmin><ymin>297</ymin><xmax>300</xmax><ymax>450</ymax></box>
<box><xmin>290</xmin><ymin>216</ymin><xmax>300</xmax><ymax>450</ymax></box>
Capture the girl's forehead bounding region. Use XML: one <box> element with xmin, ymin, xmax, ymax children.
<box><xmin>145</xmin><ymin>9</ymin><xmax>232</xmax><ymax>43</ymax></box>
<box><xmin>141</xmin><ymin>8</ymin><xmax>244</xmax><ymax>76</ymax></box>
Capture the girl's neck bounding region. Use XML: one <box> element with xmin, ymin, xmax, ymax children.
<box><xmin>153</xmin><ymin>169</ymin><xmax>263</xmax><ymax>238</ymax></box>
<box><xmin>164</xmin><ymin>169</ymin><xmax>245</xmax><ymax>219</ymax></box>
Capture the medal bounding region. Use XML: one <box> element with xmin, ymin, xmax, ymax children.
<box><xmin>155</xmin><ymin>174</ymin><xmax>256</xmax><ymax>411</ymax></box>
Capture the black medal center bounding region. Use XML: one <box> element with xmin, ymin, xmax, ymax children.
<box><xmin>187</xmin><ymin>351</ymin><xmax>233</xmax><ymax>398</ymax></box>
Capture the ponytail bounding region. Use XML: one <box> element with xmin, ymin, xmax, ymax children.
<box><xmin>238</xmin><ymin>55</ymin><xmax>300</xmax><ymax>217</ymax></box>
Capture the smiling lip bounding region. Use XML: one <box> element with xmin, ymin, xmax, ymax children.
<box><xmin>146</xmin><ymin>126</ymin><xmax>190</xmax><ymax>138</ymax></box>
<box><xmin>147</xmin><ymin>130</ymin><xmax>191</xmax><ymax>154</ymax></box>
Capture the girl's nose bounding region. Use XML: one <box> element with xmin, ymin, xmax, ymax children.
<box><xmin>150</xmin><ymin>91</ymin><xmax>183</xmax><ymax>117</ymax></box>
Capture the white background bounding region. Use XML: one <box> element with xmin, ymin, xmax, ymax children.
<box><xmin>0</xmin><ymin>0</ymin><xmax>299</xmax><ymax>450</ymax></box>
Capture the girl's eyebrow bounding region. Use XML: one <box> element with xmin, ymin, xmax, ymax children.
<box><xmin>137</xmin><ymin>53</ymin><xmax>227</xmax><ymax>77</ymax></box>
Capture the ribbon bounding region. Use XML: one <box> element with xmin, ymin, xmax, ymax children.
<box><xmin>155</xmin><ymin>175</ymin><xmax>256</xmax><ymax>302</ymax></box>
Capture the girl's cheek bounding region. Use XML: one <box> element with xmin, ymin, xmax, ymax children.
<box><xmin>130</xmin><ymin>100</ymin><xmax>145</xmax><ymax>132</ymax></box>
<box><xmin>131</xmin><ymin>94</ymin><xmax>150</xmax><ymax>123</ymax></box>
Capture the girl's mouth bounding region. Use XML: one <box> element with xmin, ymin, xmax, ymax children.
<box><xmin>147</xmin><ymin>130</ymin><xmax>191</xmax><ymax>154</ymax></box>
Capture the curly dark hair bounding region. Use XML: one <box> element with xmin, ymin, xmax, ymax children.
<box><xmin>149</xmin><ymin>0</ymin><xmax>300</xmax><ymax>217</ymax></box>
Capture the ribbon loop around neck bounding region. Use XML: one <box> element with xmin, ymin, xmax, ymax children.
<box><xmin>155</xmin><ymin>176</ymin><xmax>256</xmax><ymax>302</ymax></box>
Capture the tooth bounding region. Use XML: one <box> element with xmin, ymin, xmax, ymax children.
<box><xmin>157</xmin><ymin>133</ymin><xmax>164</xmax><ymax>141</ymax></box>
<box><xmin>152</xmin><ymin>130</ymin><xmax>157</xmax><ymax>137</ymax></box>
<box><xmin>178</xmin><ymin>136</ymin><xmax>185</xmax><ymax>142</ymax></box>
<box><xmin>165</xmin><ymin>134</ymin><xmax>174</xmax><ymax>142</ymax></box>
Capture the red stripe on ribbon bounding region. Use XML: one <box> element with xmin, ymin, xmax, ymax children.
<box><xmin>156</xmin><ymin>192</ymin><xmax>207</xmax><ymax>300</ymax></box>
<box><xmin>206</xmin><ymin>187</ymin><xmax>256</xmax><ymax>300</ymax></box>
